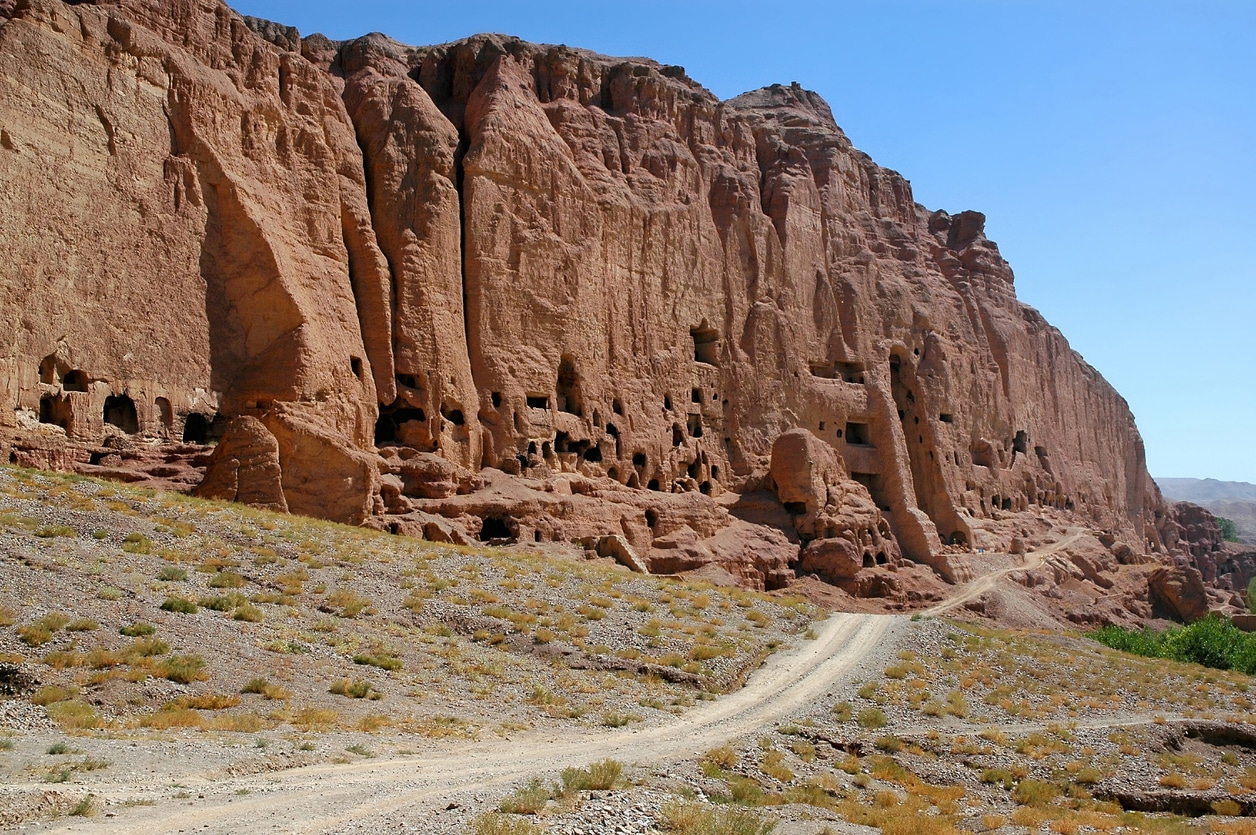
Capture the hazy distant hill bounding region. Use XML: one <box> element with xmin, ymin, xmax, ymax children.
<box><xmin>1158</xmin><ymin>478</ymin><xmax>1256</xmax><ymax>503</ymax></box>
<box><xmin>1158</xmin><ymin>478</ymin><xmax>1256</xmax><ymax>543</ymax></box>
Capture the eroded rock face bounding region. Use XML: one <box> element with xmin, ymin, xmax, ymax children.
<box><xmin>193</xmin><ymin>416</ymin><xmax>286</xmax><ymax>512</ymax></box>
<box><xmin>0</xmin><ymin>1</ymin><xmax>1193</xmax><ymax>598</ymax></box>
<box><xmin>1148</xmin><ymin>565</ymin><xmax>1210</xmax><ymax>623</ymax></box>
<box><xmin>769</xmin><ymin>428</ymin><xmax>906</xmax><ymax>585</ymax></box>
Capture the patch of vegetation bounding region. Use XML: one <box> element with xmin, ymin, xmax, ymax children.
<box><xmin>121</xmin><ymin>532</ymin><xmax>152</xmax><ymax>554</ymax></box>
<box><xmin>241</xmin><ymin>677</ymin><xmax>289</xmax><ymax>701</ymax></box>
<box><xmin>857</xmin><ymin>707</ymin><xmax>887</xmax><ymax>729</ymax></box>
<box><xmin>160</xmin><ymin>597</ymin><xmax>198</xmax><ymax>614</ymax></box>
<box><xmin>658</xmin><ymin>800</ymin><xmax>775</xmax><ymax>834</ymax></box>
<box><xmin>352</xmin><ymin>653</ymin><xmax>402</xmax><ymax>672</ymax></box>
<box><xmin>329</xmin><ymin>678</ymin><xmax>381</xmax><ymax>700</ymax></box>
<box><xmin>560</xmin><ymin>759</ymin><xmax>623</xmax><ymax>792</ymax></box>
<box><xmin>1219</xmin><ymin>516</ymin><xmax>1240</xmax><ymax>543</ymax></box>
<box><xmin>156</xmin><ymin>654</ymin><xmax>207</xmax><ymax>684</ymax></box>
<box><xmin>1090</xmin><ymin>613</ymin><xmax>1256</xmax><ymax>673</ymax></box>
<box><xmin>498</xmin><ymin>777</ymin><xmax>551</xmax><ymax>814</ymax></box>
<box><xmin>471</xmin><ymin>813</ymin><xmax>543</xmax><ymax>835</ymax></box>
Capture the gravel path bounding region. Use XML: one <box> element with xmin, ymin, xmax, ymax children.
<box><xmin>22</xmin><ymin>613</ymin><xmax>903</xmax><ymax>834</ymax></box>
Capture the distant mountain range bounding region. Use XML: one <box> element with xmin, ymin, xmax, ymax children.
<box><xmin>1158</xmin><ymin>478</ymin><xmax>1256</xmax><ymax>503</ymax></box>
<box><xmin>1158</xmin><ymin>478</ymin><xmax>1256</xmax><ymax>544</ymax></box>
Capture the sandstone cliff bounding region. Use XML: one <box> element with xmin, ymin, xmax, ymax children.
<box><xmin>0</xmin><ymin>0</ymin><xmax>1182</xmax><ymax>599</ymax></box>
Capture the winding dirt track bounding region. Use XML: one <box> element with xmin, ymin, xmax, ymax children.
<box><xmin>922</xmin><ymin>528</ymin><xmax>1085</xmax><ymax>617</ymax></box>
<box><xmin>36</xmin><ymin>529</ymin><xmax>1089</xmax><ymax>833</ymax></box>
<box><xmin>41</xmin><ymin>614</ymin><xmax>894</xmax><ymax>834</ymax></box>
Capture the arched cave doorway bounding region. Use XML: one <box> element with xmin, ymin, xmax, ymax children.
<box><xmin>103</xmin><ymin>394</ymin><xmax>139</xmax><ymax>434</ymax></box>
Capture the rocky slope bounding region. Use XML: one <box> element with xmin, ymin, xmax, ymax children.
<box><xmin>1159</xmin><ymin>478</ymin><xmax>1256</xmax><ymax>544</ymax></box>
<box><xmin>0</xmin><ymin>0</ymin><xmax>1209</xmax><ymax>606</ymax></box>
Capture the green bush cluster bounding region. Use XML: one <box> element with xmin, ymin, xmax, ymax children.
<box><xmin>1090</xmin><ymin>613</ymin><xmax>1256</xmax><ymax>673</ymax></box>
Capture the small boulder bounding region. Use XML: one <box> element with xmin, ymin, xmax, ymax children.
<box><xmin>595</xmin><ymin>534</ymin><xmax>649</xmax><ymax>574</ymax></box>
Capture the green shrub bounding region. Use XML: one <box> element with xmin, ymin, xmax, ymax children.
<box><xmin>856</xmin><ymin>707</ymin><xmax>887</xmax><ymax>729</ymax></box>
<box><xmin>124</xmin><ymin>637</ymin><xmax>169</xmax><ymax>658</ymax></box>
<box><xmin>160</xmin><ymin>597</ymin><xmax>197</xmax><ymax>614</ymax></box>
<box><xmin>329</xmin><ymin>678</ymin><xmax>380</xmax><ymax>700</ymax></box>
<box><xmin>874</xmin><ymin>735</ymin><xmax>902</xmax><ymax>753</ymax></box>
<box><xmin>157</xmin><ymin>655</ymin><xmax>206</xmax><ymax>684</ymax></box>
<box><xmin>156</xmin><ymin>566</ymin><xmax>187</xmax><ymax>582</ymax></box>
<box><xmin>561</xmin><ymin>759</ymin><xmax>623</xmax><ymax>792</ymax></box>
<box><xmin>498</xmin><ymin>777</ymin><xmax>551</xmax><ymax>814</ymax></box>
<box><xmin>1013</xmin><ymin>779</ymin><xmax>1061</xmax><ymax>806</ymax></box>
<box><xmin>1219</xmin><ymin>517</ymin><xmax>1240</xmax><ymax>543</ymax></box>
<box><xmin>120</xmin><ymin>622</ymin><xmax>156</xmax><ymax>637</ymax></box>
<box><xmin>207</xmin><ymin>571</ymin><xmax>245</xmax><ymax>589</ymax></box>
<box><xmin>121</xmin><ymin>533</ymin><xmax>152</xmax><ymax>554</ymax></box>
<box><xmin>1092</xmin><ymin>614</ymin><xmax>1256</xmax><ymax>674</ymax></box>
<box><xmin>69</xmin><ymin>794</ymin><xmax>96</xmax><ymax>817</ymax></box>
<box><xmin>352</xmin><ymin>653</ymin><xmax>402</xmax><ymax>672</ymax></box>
<box><xmin>1089</xmin><ymin>624</ymin><xmax>1165</xmax><ymax>657</ymax></box>
<box><xmin>232</xmin><ymin>604</ymin><xmax>264</xmax><ymax>622</ymax></box>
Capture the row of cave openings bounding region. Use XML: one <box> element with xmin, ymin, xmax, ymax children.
<box><xmin>376</xmin><ymin>324</ymin><xmax>727</xmax><ymax>491</ymax></box>
<box><xmin>509</xmin><ymin>386</ymin><xmax>722</xmax><ymax>496</ymax></box>
<box><xmin>35</xmin><ymin>357</ymin><xmax>213</xmax><ymax>444</ymax></box>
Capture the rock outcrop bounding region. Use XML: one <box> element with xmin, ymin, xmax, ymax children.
<box><xmin>0</xmin><ymin>0</ymin><xmax>1200</xmax><ymax>601</ymax></box>
<box><xmin>1148</xmin><ymin>565</ymin><xmax>1210</xmax><ymax>623</ymax></box>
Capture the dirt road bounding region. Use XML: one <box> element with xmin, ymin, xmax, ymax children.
<box><xmin>922</xmin><ymin>528</ymin><xmax>1086</xmax><ymax>617</ymax></box>
<box><xmin>35</xmin><ymin>613</ymin><xmax>897</xmax><ymax>833</ymax></box>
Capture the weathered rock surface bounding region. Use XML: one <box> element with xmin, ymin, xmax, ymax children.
<box><xmin>1148</xmin><ymin>564</ymin><xmax>1210</xmax><ymax>623</ymax></box>
<box><xmin>0</xmin><ymin>0</ymin><xmax>1211</xmax><ymax>606</ymax></box>
<box><xmin>193</xmin><ymin>416</ymin><xmax>287</xmax><ymax>512</ymax></box>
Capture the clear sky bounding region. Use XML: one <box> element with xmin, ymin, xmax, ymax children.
<box><xmin>231</xmin><ymin>0</ymin><xmax>1256</xmax><ymax>483</ymax></box>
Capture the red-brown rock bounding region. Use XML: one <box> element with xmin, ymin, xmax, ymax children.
<box><xmin>0</xmin><ymin>1</ymin><xmax>1206</xmax><ymax>600</ymax></box>
<box><xmin>1148</xmin><ymin>564</ymin><xmax>1210</xmax><ymax>623</ymax></box>
<box><xmin>193</xmin><ymin>416</ymin><xmax>287</xmax><ymax>512</ymax></box>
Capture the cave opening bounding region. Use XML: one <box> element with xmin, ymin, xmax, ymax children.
<box><xmin>39</xmin><ymin>395</ymin><xmax>69</xmax><ymax>430</ymax></box>
<box><xmin>556</xmin><ymin>354</ymin><xmax>582</xmax><ymax>416</ymax></box>
<box><xmin>63</xmin><ymin>370</ymin><xmax>89</xmax><ymax>392</ymax></box>
<box><xmin>440</xmin><ymin>403</ymin><xmax>465</xmax><ymax>426</ymax></box>
<box><xmin>103</xmin><ymin>394</ymin><xmax>138</xmax><ymax>434</ymax></box>
<box><xmin>375</xmin><ymin>405</ymin><xmax>427</xmax><ymax>445</ymax></box>
<box><xmin>183</xmin><ymin>412</ymin><xmax>211</xmax><ymax>444</ymax></box>
<box><xmin>478</xmin><ymin>516</ymin><xmax>514</xmax><ymax>543</ymax></box>
<box><xmin>844</xmin><ymin>422</ymin><xmax>870</xmax><ymax>446</ymax></box>
<box><xmin>690</xmin><ymin>321</ymin><xmax>719</xmax><ymax>365</ymax></box>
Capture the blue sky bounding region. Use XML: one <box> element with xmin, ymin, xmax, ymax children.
<box><xmin>230</xmin><ymin>1</ymin><xmax>1256</xmax><ymax>483</ymax></box>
